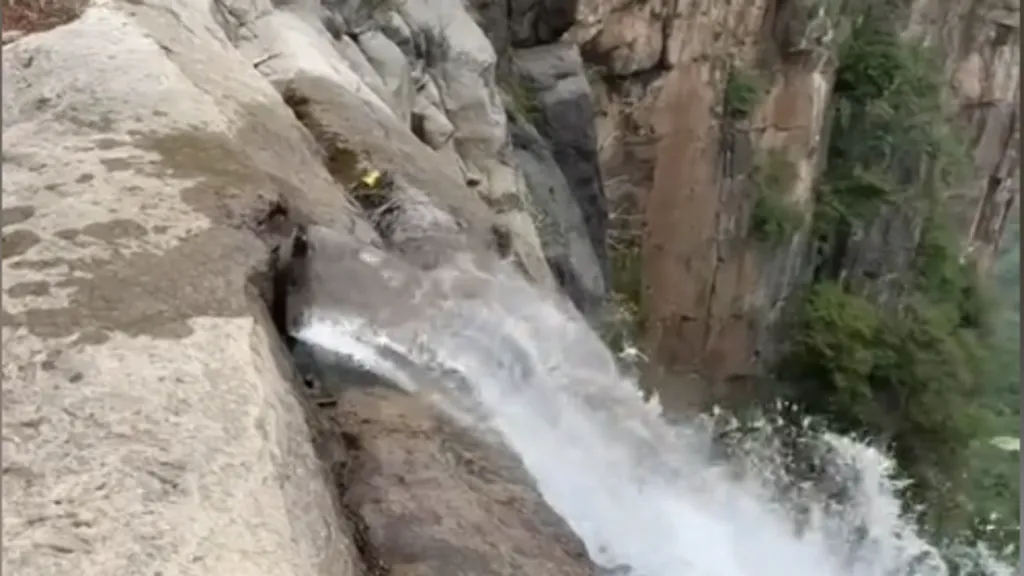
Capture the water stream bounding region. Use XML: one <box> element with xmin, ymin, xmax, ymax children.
<box><xmin>292</xmin><ymin>254</ymin><xmax>1015</xmax><ymax>576</ymax></box>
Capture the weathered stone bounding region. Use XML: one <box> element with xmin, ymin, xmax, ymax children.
<box><xmin>316</xmin><ymin>386</ymin><xmax>596</xmax><ymax>576</ymax></box>
<box><xmin>412</xmin><ymin>95</ymin><xmax>457</xmax><ymax>150</ymax></box>
<box><xmin>514</xmin><ymin>42</ymin><xmax>609</xmax><ymax>284</ymax></box>
<box><xmin>509</xmin><ymin>111</ymin><xmax>607</xmax><ymax>316</ymax></box>
<box><xmin>1</xmin><ymin>7</ymin><xmax>368</xmax><ymax>575</ymax></box>
<box><xmin>357</xmin><ymin>29</ymin><xmax>415</xmax><ymax>124</ymax></box>
<box><xmin>0</xmin><ymin>0</ymin><xmax>596</xmax><ymax>574</ymax></box>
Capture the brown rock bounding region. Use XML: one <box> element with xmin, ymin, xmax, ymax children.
<box><xmin>573</xmin><ymin>0</ymin><xmax>1018</xmax><ymax>408</ymax></box>
<box><xmin>312</xmin><ymin>386</ymin><xmax>595</xmax><ymax>576</ymax></box>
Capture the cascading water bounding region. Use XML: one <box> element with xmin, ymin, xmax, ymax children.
<box><xmin>292</xmin><ymin>253</ymin><xmax>1015</xmax><ymax>576</ymax></box>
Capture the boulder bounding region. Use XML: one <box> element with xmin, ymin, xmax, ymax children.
<box><xmin>464</xmin><ymin>0</ymin><xmax>579</xmax><ymax>55</ymax></box>
<box><xmin>395</xmin><ymin>0</ymin><xmax>554</xmax><ymax>283</ymax></box>
<box><xmin>356</xmin><ymin>29</ymin><xmax>415</xmax><ymax>124</ymax></box>
<box><xmin>412</xmin><ymin>95</ymin><xmax>457</xmax><ymax>150</ymax></box>
<box><xmin>507</xmin><ymin>0</ymin><xmax>579</xmax><ymax>48</ymax></box>
<box><xmin>313</xmin><ymin>385</ymin><xmax>596</xmax><ymax>576</ymax></box>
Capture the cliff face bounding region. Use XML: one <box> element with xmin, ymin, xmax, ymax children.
<box><xmin>568</xmin><ymin>0</ymin><xmax>1020</xmax><ymax>400</ymax></box>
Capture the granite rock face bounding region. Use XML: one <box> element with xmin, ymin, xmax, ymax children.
<box><xmin>0</xmin><ymin>1</ymin><xmax>598</xmax><ymax>574</ymax></box>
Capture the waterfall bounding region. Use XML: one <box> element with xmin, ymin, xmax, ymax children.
<box><xmin>292</xmin><ymin>254</ymin><xmax>1015</xmax><ymax>576</ymax></box>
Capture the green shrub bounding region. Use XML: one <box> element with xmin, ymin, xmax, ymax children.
<box><xmin>502</xmin><ymin>78</ymin><xmax>541</xmax><ymax>124</ymax></box>
<box><xmin>820</xmin><ymin>12</ymin><xmax>971</xmax><ymax>227</ymax></box>
<box><xmin>790</xmin><ymin>3</ymin><xmax>998</xmax><ymax>545</ymax></box>
<box><xmin>913</xmin><ymin>212</ymin><xmax>990</xmax><ymax>331</ymax></box>
<box><xmin>749</xmin><ymin>151</ymin><xmax>804</xmax><ymax>244</ymax></box>
<box><xmin>963</xmin><ymin>220</ymin><xmax>1020</xmax><ymax>558</ymax></box>
<box><xmin>601</xmin><ymin>237</ymin><xmax>645</xmax><ymax>351</ymax></box>
<box><xmin>779</xmin><ymin>282</ymin><xmax>988</xmax><ymax>534</ymax></box>
<box><xmin>724</xmin><ymin>68</ymin><xmax>766</xmax><ymax>120</ymax></box>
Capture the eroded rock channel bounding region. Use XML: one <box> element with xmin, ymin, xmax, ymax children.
<box><xmin>255</xmin><ymin>212</ymin><xmax>597</xmax><ymax>575</ymax></box>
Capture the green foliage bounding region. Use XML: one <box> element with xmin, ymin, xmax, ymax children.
<box><xmin>961</xmin><ymin>218</ymin><xmax>1020</xmax><ymax>559</ymax></box>
<box><xmin>724</xmin><ymin>68</ymin><xmax>766</xmax><ymax>120</ymax></box>
<box><xmin>779</xmin><ymin>280</ymin><xmax>988</xmax><ymax>534</ymax></box>
<box><xmin>820</xmin><ymin>12</ymin><xmax>971</xmax><ymax>226</ymax></box>
<box><xmin>602</xmin><ymin>236</ymin><xmax>646</xmax><ymax>352</ymax></box>
<box><xmin>610</xmin><ymin>241</ymin><xmax>644</xmax><ymax>317</ymax></box>
<box><xmin>912</xmin><ymin>211</ymin><xmax>989</xmax><ymax>331</ymax></box>
<box><xmin>788</xmin><ymin>3</ymin><xmax>1012</xmax><ymax>549</ymax></box>
<box><xmin>749</xmin><ymin>151</ymin><xmax>804</xmax><ymax>244</ymax></box>
<box><xmin>502</xmin><ymin>78</ymin><xmax>541</xmax><ymax>124</ymax></box>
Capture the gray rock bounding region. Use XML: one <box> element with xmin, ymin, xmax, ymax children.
<box><xmin>361</xmin><ymin>0</ymin><xmax>557</xmax><ymax>287</ymax></box>
<box><xmin>465</xmin><ymin>0</ymin><xmax>578</xmax><ymax>52</ymax></box>
<box><xmin>412</xmin><ymin>94</ymin><xmax>456</xmax><ymax>149</ymax></box>
<box><xmin>315</xmin><ymin>385</ymin><xmax>597</xmax><ymax>576</ymax></box>
<box><xmin>356</xmin><ymin>29</ymin><xmax>415</xmax><ymax>123</ymax></box>
<box><xmin>510</xmin><ymin>112</ymin><xmax>606</xmax><ymax>316</ymax></box>
<box><xmin>514</xmin><ymin>42</ymin><xmax>610</xmax><ymax>283</ymax></box>
<box><xmin>332</xmin><ymin>34</ymin><xmax>393</xmax><ymax>106</ymax></box>
<box><xmin>508</xmin><ymin>0</ymin><xmax>579</xmax><ymax>47</ymax></box>
<box><xmin>1</xmin><ymin>7</ymin><xmax>369</xmax><ymax>575</ymax></box>
<box><xmin>375</xmin><ymin>10</ymin><xmax>417</xmax><ymax>61</ymax></box>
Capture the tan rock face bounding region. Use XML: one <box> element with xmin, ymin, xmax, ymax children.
<box><xmin>905</xmin><ymin>0</ymin><xmax>1021</xmax><ymax>270</ymax></box>
<box><xmin>574</xmin><ymin>0</ymin><xmax>1019</xmax><ymax>403</ymax></box>
<box><xmin>579</xmin><ymin>0</ymin><xmax>835</xmax><ymax>394</ymax></box>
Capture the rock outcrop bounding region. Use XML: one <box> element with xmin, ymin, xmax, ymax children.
<box><xmin>1</xmin><ymin>0</ymin><xmax>598</xmax><ymax>573</ymax></box>
<box><xmin>468</xmin><ymin>0</ymin><xmax>611</xmax><ymax>317</ymax></box>
<box><xmin>315</xmin><ymin>386</ymin><xmax>593</xmax><ymax>575</ymax></box>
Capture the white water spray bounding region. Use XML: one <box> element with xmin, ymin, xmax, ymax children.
<box><xmin>294</xmin><ymin>257</ymin><xmax>1015</xmax><ymax>576</ymax></box>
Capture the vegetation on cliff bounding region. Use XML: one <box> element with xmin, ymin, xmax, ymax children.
<box><xmin>777</xmin><ymin>6</ymin><xmax>1016</xmax><ymax>559</ymax></box>
<box><xmin>749</xmin><ymin>150</ymin><xmax>804</xmax><ymax>245</ymax></box>
<box><xmin>723</xmin><ymin>67</ymin><xmax>766</xmax><ymax>120</ymax></box>
<box><xmin>963</xmin><ymin>218</ymin><xmax>1020</xmax><ymax>557</ymax></box>
<box><xmin>603</xmin><ymin>2</ymin><xmax>1018</xmax><ymax>561</ymax></box>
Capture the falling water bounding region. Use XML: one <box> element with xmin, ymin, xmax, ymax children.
<box><xmin>292</xmin><ymin>254</ymin><xmax>1015</xmax><ymax>576</ymax></box>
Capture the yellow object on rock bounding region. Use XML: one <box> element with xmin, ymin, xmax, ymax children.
<box><xmin>360</xmin><ymin>169</ymin><xmax>382</xmax><ymax>189</ymax></box>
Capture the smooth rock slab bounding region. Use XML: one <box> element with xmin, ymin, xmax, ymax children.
<box><xmin>2</xmin><ymin>5</ymin><xmax>364</xmax><ymax>575</ymax></box>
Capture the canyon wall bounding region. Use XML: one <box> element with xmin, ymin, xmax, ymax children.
<box><xmin>571</xmin><ymin>0</ymin><xmax>1019</xmax><ymax>403</ymax></box>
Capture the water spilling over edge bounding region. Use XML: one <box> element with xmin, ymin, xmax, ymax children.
<box><xmin>293</xmin><ymin>258</ymin><xmax>1016</xmax><ymax>576</ymax></box>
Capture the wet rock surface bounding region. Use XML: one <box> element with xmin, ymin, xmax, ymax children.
<box><xmin>310</xmin><ymin>385</ymin><xmax>596</xmax><ymax>576</ymax></box>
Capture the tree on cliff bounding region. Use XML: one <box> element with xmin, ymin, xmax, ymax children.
<box><xmin>776</xmin><ymin>4</ymin><xmax>1017</xmax><ymax>558</ymax></box>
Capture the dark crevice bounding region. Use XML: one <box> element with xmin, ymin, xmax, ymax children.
<box><xmin>332</xmin><ymin>430</ymin><xmax>391</xmax><ymax>576</ymax></box>
<box><xmin>247</xmin><ymin>200</ymin><xmax>389</xmax><ymax>576</ymax></box>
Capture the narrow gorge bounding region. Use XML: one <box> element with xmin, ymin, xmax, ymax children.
<box><xmin>1</xmin><ymin>0</ymin><xmax>1019</xmax><ymax>573</ymax></box>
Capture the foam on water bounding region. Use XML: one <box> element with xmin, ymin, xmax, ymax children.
<box><xmin>294</xmin><ymin>260</ymin><xmax>1015</xmax><ymax>576</ymax></box>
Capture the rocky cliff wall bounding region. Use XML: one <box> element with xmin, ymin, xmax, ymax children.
<box><xmin>572</xmin><ymin>0</ymin><xmax>1020</xmax><ymax>397</ymax></box>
